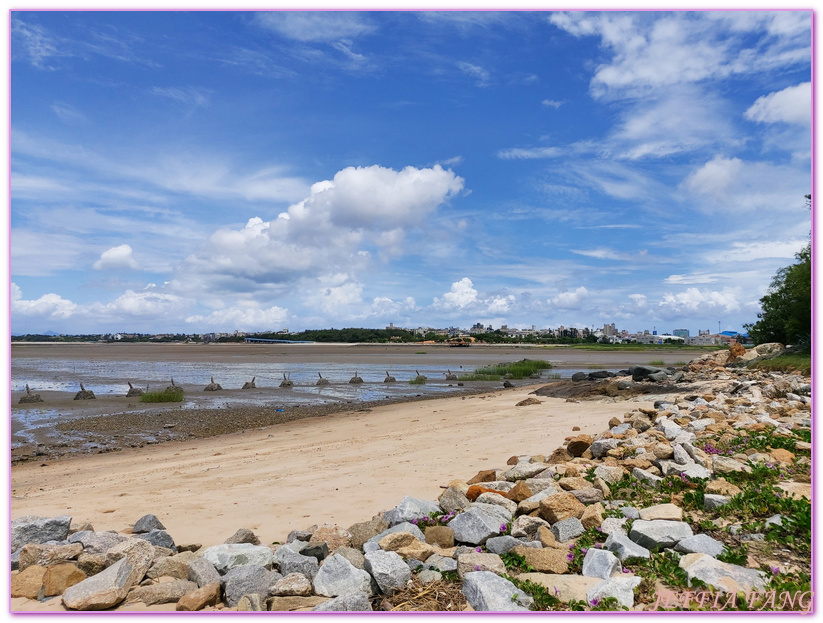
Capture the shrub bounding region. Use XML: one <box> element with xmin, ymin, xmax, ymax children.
<box><xmin>140</xmin><ymin>387</ymin><xmax>185</xmax><ymax>403</ymax></box>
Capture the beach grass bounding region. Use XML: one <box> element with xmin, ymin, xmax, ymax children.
<box><xmin>459</xmin><ymin>359</ymin><xmax>552</xmax><ymax>381</ymax></box>
<box><xmin>140</xmin><ymin>387</ymin><xmax>185</xmax><ymax>403</ymax></box>
<box><xmin>749</xmin><ymin>353</ymin><xmax>811</xmax><ymax>376</ymax></box>
<box><xmin>409</xmin><ymin>376</ymin><xmax>427</xmax><ymax>385</ymax></box>
<box><xmin>648</xmin><ymin>359</ymin><xmax>666</xmax><ymax>366</ymax></box>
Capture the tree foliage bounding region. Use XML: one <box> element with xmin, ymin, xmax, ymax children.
<box><xmin>746</xmin><ymin>242</ymin><xmax>811</xmax><ymax>349</ymax></box>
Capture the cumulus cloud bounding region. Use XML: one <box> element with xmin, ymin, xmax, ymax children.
<box><xmin>744</xmin><ymin>82</ymin><xmax>811</xmax><ymax>126</ymax></box>
<box><xmin>91</xmin><ymin>286</ymin><xmax>190</xmax><ymax>318</ymax></box>
<box><xmin>550</xmin><ymin>286</ymin><xmax>589</xmax><ymax>309</ymax></box>
<box><xmin>181</xmin><ymin>164</ymin><xmax>464</xmax><ymax>291</ymax></box>
<box><xmin>657</xmin><ymin>287</ymin><xmax>743</xmax><ymax>315</ymax></box>
<box><xmin>432</xmin><ymin>278</ymin><xmax>516</xmax><ymax>315</ymax></box>
<box><xmin>436</xmin><ymin>277</ymin><xmax>478</xmax><ymax>309</ymax></box>
<box><xmin>93</xmin><ymin>244</ymin><xmax>140</xmax><ymax>270</ymax></box>
<box><xmin>11</xmin><ymin>283</ymin><xmax>78</xmax><ymax>319</ymax></box>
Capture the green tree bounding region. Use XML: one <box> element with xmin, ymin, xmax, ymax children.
<box><xmin>746</xmin><ymin>242</ymin><xmax>811</xmax><ymax>349</ymax></box>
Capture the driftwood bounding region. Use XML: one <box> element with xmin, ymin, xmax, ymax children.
<box><xmin>126</xmin><ymin>381</ymin><xmax>144</xmax><ymax>397</ymax></box>
<box><xmin>349</xmin><ymin>371</ymin><xmax>364</xmax><ymax>384</ymax></box>
<box><xmin>242</xmin><ymin>376</ymin><xmax>256</xmax><ymax>390</ymax></box>
<box><xmin>384</xmin><ymin>371</ymin><xmax>396</xmax><ymax>383</ymax></box>
<box><xmin>19</xmin><ymin>384</ymin><xmax>44</xmax><ymax>404</ymax></box>
<box><xmin>280</xmin><ymin>373</ymin><xmax>294</xmax><ymax>388</ymax></box>
<box><xmin>74</xmin><ymin>382</ymin><xmax>96</xmax><ymax>400</ymax></box>
<box><xmin>316</xmin><ymin>373</ymin><xmax>330</xmax><ymax>386</ymax></box>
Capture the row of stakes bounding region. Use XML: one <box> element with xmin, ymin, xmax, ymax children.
<box><xmin>18</xmin><ymin>370</ymin><xmax>471</xmax><ymax>403</ymax></box>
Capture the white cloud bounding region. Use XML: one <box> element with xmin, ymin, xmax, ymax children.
<box><xmin>744</xmin><ymin>82</ymin><xmax>811</xmax><ymax>126</ymax></box>
<box><xmin>51</xmin><ymin>102</ymin><xmax>87</xmax><ymax>123</ymax></box>
<box><xmin>151</xmin><ymin>86</ymin><xmax>210</xmax><ymax>108</ymax></box>
<box><xmin>550</xmin><ymin>286</ymin><xmax>588</xmax><ymax>309</ymax></box>
<box><xmin>93</xmin><ymin>287</ymin><xmax>190</xmax><ymax>318</ymax></box>
<box><xmin>11</xmin><ymin>18</ymin><xmax>62</xmax><ymax>69</ymax></box>
<box><xmin>658</xmin><ymin>287</ymin><xmax>745</xmax><ymax>315</ymax></box>
<box><xmin>628</xmin><ymin>293</ymin><xmax>647</xmax><ymax>308</ymax></box>
<box><xmin>542</xmin><ymin>99</ymin><xmax>563</xmax><ymax>108</ymax></box>
<box><xmin>11</xmin><ymin>283</ymin><xmax>78</xmax><ymax>319</ymax></box>
<box><xmin>457</xmin><ymin>61</ymin><xmax>490</xmax><ymax>86</ymax></box>
<box><xmin>11</xmin><ymin>230</ymin><xmax>88</xmax><ymax>277</ymax></box>
<box><xmin>254</xmin><ymin>12</ymin><xmax>375</xmax><ymax>42</ymax></box>
<box><xmin>185</xmin><ymin>305</ymin><xmax>289</xmax><ymax>331</ymax></box>
<box><xmin>497</xmin><ymin>146</ymin><xmax>561</xmax><ymax>160</ymax></box>
<box><xmin>93</xmin><ymin>244</ymin><xmax>140</xmax><ymax>270</ymax></box>
<box><xmin>664</xmin><ymin>273</ymin><xmax>720</xmax><ymax>285</ymax></box>
<box><xmin>682</xmin><ymin>155</ymin><xmax>743</xmax><ymax>195</ymax></box>
<box><xmin>550</xmin><ymin>11</ymin><xmax>811</xmax><ymax>100</ymax></box>
<box><xmin>436</xmin><ymin>277</ymin><xmax>478</xmax><ymax>309</ymax></box>
<box><xmin>703</xmin><ymin>240</ymin><xmax>808</xmax><ymax>263</ymax></box>
<box><xmin>571</xmin><ymin>247</ymin><xmax>639</xmax><ymax>261</ymax></box>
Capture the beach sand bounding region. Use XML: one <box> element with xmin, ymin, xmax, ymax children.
<box><xmin>10</xmin><ymin>383</ymin><xmax>648</xmax><ymax>611</ymax></box>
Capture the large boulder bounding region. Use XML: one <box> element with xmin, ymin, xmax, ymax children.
<box><xmin>462</xmin><ymin>571</ymin><xmax>533</xmax><ymax>611</ymax></box>
<box><xmin>448</xmin><ymin>506</ymin><xmax>508</xmax><ymax>546</ymax></box>
<box><xmin>312</xmin><ymin>554</ymin><xmax>373</xmax><ymax>598</ymax></box>
<box><xmin>383</xmin><ymin>497</ymin><xmax>441</xmax><ymax>526</ymax></box>
<box><xmin>69</xmin><ymin>531</ymin><xmax>128</xmax><ymax>555</ymax></box>
<box><xmin>538</xmin><ymin>492</ymin><xmax>586</xmax><ymax>524</ymax></box>
<box><xmin>128</xmin><ymin>579</ymin><xmax>198</xmax><ymax>606</ymax></box>
<box><xmin>364</xmin><ymin>550</ymin><xmax>411</xmax><ymax>593</ymax></box>
<box><xmin>11</xmin><ymin>516</ymin><xmax>72</xmax><ymax>552</ymax></box>
<box><xmin>629</xmin><ymin>520</ymin><xmax>693</xmax><ymax>551</ymax></box>
<box><xmin>312</xmin><ymin>592</ymin><xmax>372</xmax><ymax>611</ymax></box>
<box><xmin>222</xmin><ymin>565</ymin><xmax>281</xmax><ymax>607</ymax></box>
<box><xmin>201</xmin><ymin>543</ymin><xmax>273</xmax><ymax>574</ymax></box>
<box><xmin>274</xmin><ymin>546</ymin><xmax>320</xmax><ymax>579</ymax></box>
<box><xmin>679</xmin><ymin>553</ymin><xmax>768</xmax><ymax>593</ymax></box>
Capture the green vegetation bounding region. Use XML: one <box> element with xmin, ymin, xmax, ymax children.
<box><xmin>648</xmin><ymin>359</ymin><xmax>666</xmax><ymax>366</ymax></box>
<box><xmin>749</xmin><ymin>352</ymin><xmax>811</xmax><ymax>375</ymax></box>
<box><xmin>459</xmin><ymin>359</ymin><xmax>552</xmax><ymax>381</ymax></box>
<box><xmin>745</xmin><ymin>198</ymin><xmax>810</xmax><ymax>349</ymax></box>
<box><xmin>408</xmin><ymin>375</ymin><xmax>427</xmax><ymax>385</ymax></box>
<box><xmin>139</xmin><ymin>387</ymin><xmax>185</xmax><ymax>403</ymax></box>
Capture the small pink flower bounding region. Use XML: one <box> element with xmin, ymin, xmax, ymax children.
<box><xmin>475</xmin><ymin>546</ymin><xmax>482</xmax><ymax>553</ymax></box>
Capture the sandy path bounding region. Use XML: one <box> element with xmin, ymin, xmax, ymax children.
<box><xmin>11</xmin><ymin>386</ymin><xmax>646</xmax><ymax>547</ymax></box>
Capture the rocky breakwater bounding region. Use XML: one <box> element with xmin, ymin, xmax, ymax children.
<box><xmin>10</xmin><ymin>352</ymin><xmax>811</xmax><ymax>612</ymax></box>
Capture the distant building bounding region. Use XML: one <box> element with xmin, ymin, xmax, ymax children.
<box><xmin>673</xmin><ymin>328</ymin><xmax>690</xmax><ymax>338</ymax></box>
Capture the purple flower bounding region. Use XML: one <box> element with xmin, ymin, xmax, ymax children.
<box><xmin>412</xmin><ymin>518</ymin><xmax>418</xmax><ymax>525</ymax></box>
<box><xmin>596</xmin><ymin>526</ymin><xmax>602</xmax><ymax>532</ymax></box>
<box><xmin>594</xmin><ymin>543</ymin><xmax>602</xmax><ymax>549</ymax></box>
<box><xmin>770</xmin><ymin>566</ymin><xmax>780</xmax><ymax>576</ymax></box>
<box><xmin>554</xmin><ymin>587</ymin><xmax>560</xmax><ymax>596</ymax></box>
<box><xmin>500</xmin><ymin>524</ymin><xmax>507</xmax><ymax>532</ymax></box>
<box><xmin>474</xmin><ymin>565</ymin><xmax>481</xmax><ymax>571</ymax></box>
<box><xmin>622</xmin><ymin>567</ymin><xmax>631</xmax><ymax>574</ymax></box>
<box><xmin>581</xmin><ymin>548</ymin><xmax>588</xmax><ymax>555</ymax></box>
<box><xmin>566</xmin><ymin>552</ymin><xmax>574</xmax><ymax>561</ymax></box>
<box><xmin>590</xmin><ymin>599</ymin><xmax>599</xmax><ymax>607</ymax></box>
<box><xmin>475</xmin><ymin>546</ymin><xmax>482</xmax><ymax>553</ymax></box>
<box><xmin>569</xmin><ymin>544</ymin><xmax>574</xmax><ymax>549</ymax></box>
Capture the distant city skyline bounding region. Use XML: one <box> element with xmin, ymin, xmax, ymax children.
<box><xmin>10</xmin><ymin>10</ymin><xmax>812</xmax><ymax>336</ymax></box>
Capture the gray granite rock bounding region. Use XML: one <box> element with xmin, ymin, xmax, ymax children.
<box><xmin>298</xmin><ymin>541</ymin><xmax>329</xmax><ymax>562</ymax></box>
<box><xmin>418</xmin><ymin>569</ymin><xmax>442</xmax><ymax>584</ymax></box>
<box><xmin>222</xmin><ymin>565</ymin><xmax>281</xmax><ymax>607</ymax></box>
<box><xmin>236</xmin><ymin>593</ymin><xmax>266</xmax><ymax>611</ymax></box>
<box><xmin>425</xmin><ymin>554</ymin><xmax>457</xmax><ymax>573</ymax></box>
<box><xmin>438</xmin><ymin>487</ymin><xmax>471</xmax><ymax>514</ymax></box>
<box><xmin>503</xmin><ymin>462</ymin><xmax>549</xmax><ymax>481</ymax></box>
<box><xmin>629</xmin><ymin>520</ymin><xmax>693</xmax><ymax>551</ymax></box>
<box><xmin>589</xmin><ymin>439</ymin><xmax>617</xmax><ymax>459</ymax></box>
<box><xmin>599</xmin><ymin>518</ymin><xmax>628</xmax><ymax>536</ymax></box>
<box><xmin>570</xmin><ymin>488</ymin><xmax>604</xmax><ymax>505</ymax></box>
<box><xmin>678</xmin><ymin>463</ymin><xmax>713</xmax><ymax>480</ymax></box>
<box><xmin>312</xmin><ymin>554</ymin><xmax>373</xmax><ymax>598</ymax></box>
<box><xmin>12</xmin><ymin>516</ymin><xmax>72</xmax><ymax>551</ymax></box>
<box><xmin>704</xmin><ymin>494</ymin><xmax>731</xmax><ymax>510</ymax></box>
<box><xmin>674</xmin><ymin>534</ymin><xmax>726</xmax><ymax>558</ymax></box>
<box><xmin>679</xmin><ymin>553</ymin><xmax>768</xmax><ymax>593</ymax></box>
<box><xmin>672</xmin><ymin>444</ymin><xmax>691</xmax><ymax>465</ymax></box>
<box><xmin>275</xmin><ymin>546</ymin><xmax>320</xmax><ymax>579</ymax></box>
<box><xmin>188</xmin><ymin>557</ymin><xmax>221</xmax><ymax>588</ymax></box>
<box><xmin>201</xmin><ymin>544</ymin><xmax>274</xmax><ymax>574</ymax></box>
<box><xmin>68</xmin><ymin>531</ymin><xmax>128</xmax><ymax>555</ymax></box>
<box><xmin>134</xmin><ymin>529</ymin><xmax>176</xmax><ymax>552</ymax></box>
<box><xmin>485</xmin><ymin>535</ymin><xmax>523</xmax><ymax>555</ymax></box>
<box><xmin>132</xmin><ymin>514</ymin><xmax>165</xmax><ymax>534</ymax></box>
<box><xmin>593</xmin><ymin>465</ymin><xmax>625</xmax><ymax>485</ymax></box>
<box><xmin>383</xmin><ymin>497</ymin><xmax>442</xmax><ymax>527</ymax></box>
<box><xmin>312</xmin><ymin>591</ymin><xmax>372</xmax><ymax>611</ymax></box>
<box><xmin>364</xmin><ymin>549</ymin><xmax>411</xmax><ymax>594</ymax></box>
<box><xmin>461</xmin><ymin>571</ymin><xmax>533</xmax><ymax>611</ymax></box>
<box><xmin>604</xmin><ymin>532</ymin><xmax>650</xmax><ymax>561</ymax></box>
<box><xmin>510</xmin><ymin>515</ymin><xmax>551</xmax><ymax>539</ymax></box>
<box><xmin>581</xmin><ymin>548</ymin><xmax>620</xmax><ymax>580</ymax></box>
<box><xmin>224</xmin><ymin>528</ymin><xmax>261</xmax><ymax>545</ymax></box>
<box><xmin>632</xmin><ymin>468</ymin><xmax>662</xmax><ymax>489</ymax></box>
<box><xmin>587</xmin><ymin>575</ymin><xmax>642</xmax><ymax>608</ymax></box>
<box><xmin>552</xmin><ymin>518</ymin><xmax>584</xmax><ymax>542</ymax></box>
<box><xmin>334</xmin><ymin>547</ymin><xmax>365</xmax><ymax>570</ymax></box>
<box><xmin>448</xmin><ymin>506</ymin><xmax>508</xmax><ymax>546</ymax></box>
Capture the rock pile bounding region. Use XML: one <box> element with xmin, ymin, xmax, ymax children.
<box><xmin>73</xmin><ymin>383</ymin><xmax>95</xmax><ymax>401</ymax></box>
<box><xmin>242</xmin><ymin>377</ymin><xmax>256</xmax><ymax>390</ymax></box>
<box><xmin>19</xmin><ymin>385</ymin><xmax>44</xmax><ymax>404</ymax></box>
<box><xmin>11</xmin><ymin>350</ymin><xmax>810</xmax><ymax>612</ymax></box>
<box><xmin>203</xmin><ymin>377</ymin><xmax>223</xmax><ymax>392</ymax></box>
<box><xmin>125</xmin><ymin>382</ymin><xmax>144</xmax><ymax>398</ymax></box>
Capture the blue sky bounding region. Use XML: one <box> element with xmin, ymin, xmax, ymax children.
<box><xmin>9</xmin><ymin>10</ymin><xmax>812</xmax><ymax>335</ymax></box>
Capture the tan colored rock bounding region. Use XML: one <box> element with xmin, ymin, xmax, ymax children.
<box><xmin>592</xmin><ymin>477</ymin><xmax>611</xmax><ymax>500</ymax></box>
<box><xmin>608</xmin><ymin>417</ymin><xmax>621</xmax><ymax>428</ymax></box>
<box><xmin>638</xmin><ymin>503</ymin><xmax>683</xmax><ymax>521</ymax></box>
<box><xmin>566</xmin><ymin>435</ymin><xmax>593</xmax><ymax>457</ymax></box>
<box><xmin>147</xmin><ymin>552</ymin><xmax>196</xmax><ymax>580</ymax></box>
<box><xmin>557</xmin><ymin>477</ymin><xmax>592</xmax><ymax>491</ymax></box>
<box><xmin>506</xmin><ymin>480</ymin><xmax>534</xmax><ymax>503</ymax></box>
<box><xmin>267</xmin><ymin>596</ymin><xmax>329</xmax><ymax>611</ymax></box>
<box><xmin>457</xmin><ymin>553</ymin><xmax>506</xmax><ymax>579</ymax></box>
<box><xmin>379</xmin><ymin>532</ymin><xmax>435</xmax><ymax>561</ymax></box>
<box><xmin>424</xmin><ymin>526</ymin><xmax>454</xmax><ymax>549</ymax></box>
<box><xmin>539</xmin><ymin>493</ymin><xmax>586</xmax><ymax>524</ymax></box>
<box><xmin>507</xmin><ymin>455</ymin><xmax>520</xmax><ymax>465</ymax></box>
<box><xmin>547</xmin><ymin>447</ymin><xmax>574</xmax><ymax>464</ymax></box>
<box><xmin>129</xmin><ymin>579</ymin><xmax>198</xmax><ymax>605</ymax></box>
<box><xmin>11</xmin><ymin>566</ymin><xmax>46</xmax><ymax>599</ymax></box>
<box><xmin>176</xmin><ymin>582</ymin><xmax>222</xmax><ymax>611</ymax></box>
<box><xmin>270</xmin><ymin>573</ymin><xmax>313</xmax><ymax>597</ymax></box>
<box><xmin>311</xmin><ymin>524</ymin><xmax>352</xmax><ymax>551</ymax></box>
<box><xmin>467</xmin><ymin>469</ymin><xmax>497</xmax><ymax>484</ymax></box>
<box><xmin>19</xmin><ymin>543</ymin><xmax>84</xmax><ymax>572</ymax></box>
<box><xmin>76</xmin><ymin>553</ymin><xmax>107</xmax><ymax>577</ymax></box>
<box><xmin>705</xmin><ymin>479</ymin><xmax>743</xmax><ymax>497</ymax></box>
<box><xmin>770</xmin><ymin>448</ymin><xmax>796</xmax><ymax>463</ymax></box>
<box><xmin>476</xmin><ymin>492</ymin><xmax>518</xmax><ymax>514</ymax></box>
<box><xmin>581</xmin><ymin>503</ymin><xmax>605</xmax><ymax>530</ymax></box>
<box><xmin>510</xmin><ymin>547</ymin><xmax>569</xmax><ymax>574</ymax></box>
<box><xmin>653</xmin><ymin>442</ymin><xmax>674</xmax><ymax>459</ymax></box>
<box><xmin>516</xmin><ymin>397</ymin><xmax>542</xmax><ymax>407</ymax></box>
<box><xmin>42</xmin><ymin>563</ymin><xmax>86</xmax><ymax>597</ymax></box>
<box><xmin>621</xmin><ymin>458</ymin><xmax>653</xmax><ymax>471</ymax></box>
<box><xmin>537</xmin><ymin>526</ymin><xmax>559</xmax><ymax>549</ymax></box>
<box><xmin>514</xmin><ymin>573</ymin><xmax>600</xmax><ymax>604</ymax></box>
